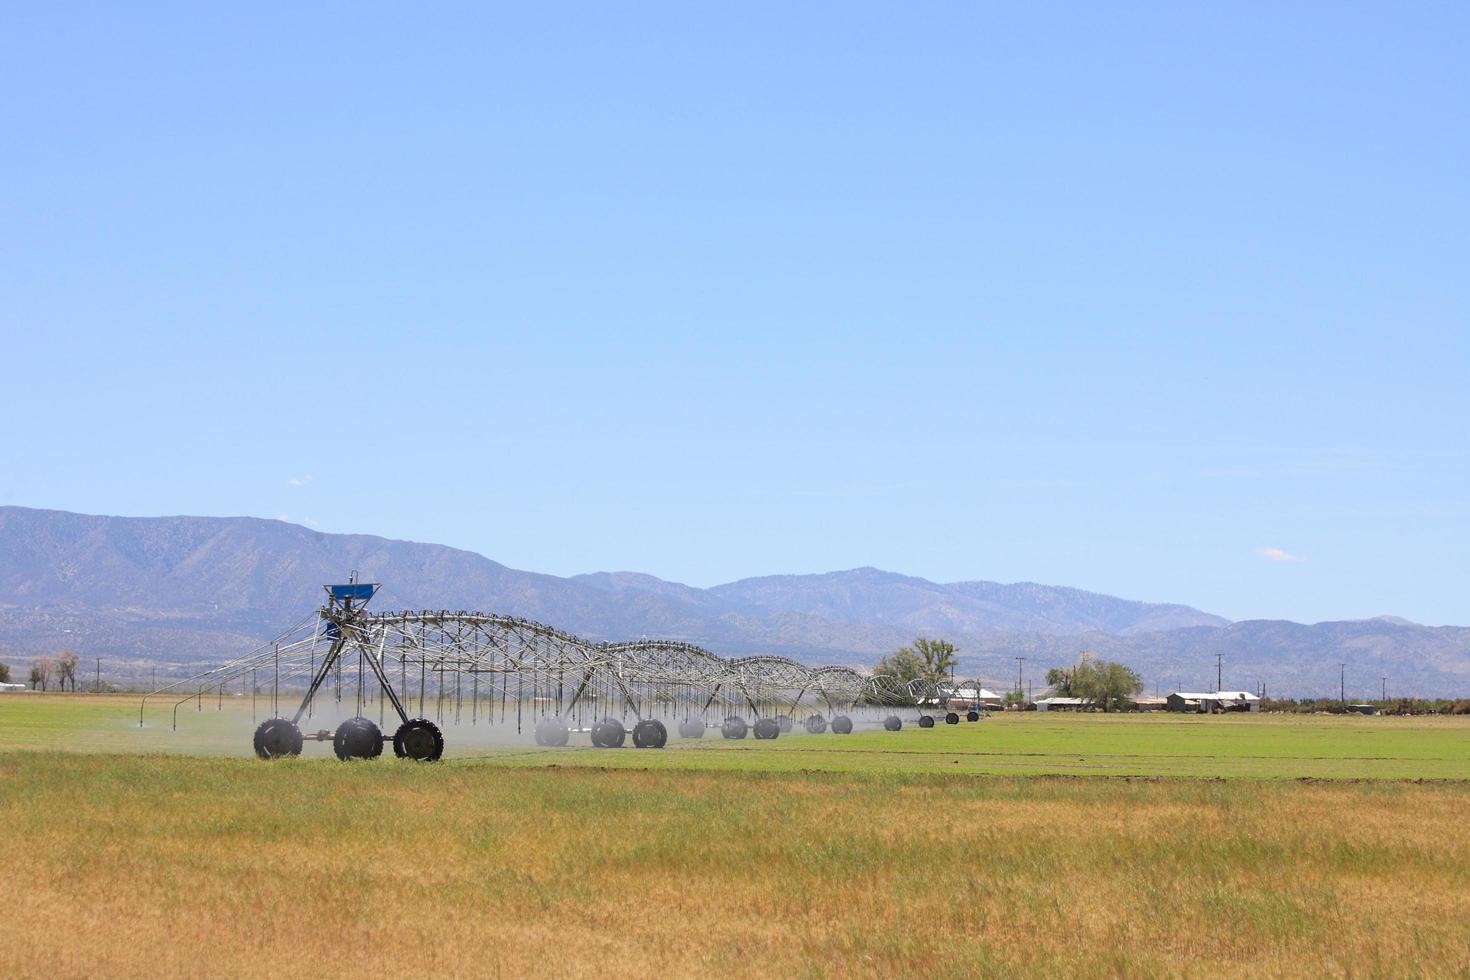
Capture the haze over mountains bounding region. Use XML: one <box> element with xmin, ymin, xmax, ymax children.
<box><xmin>2</xmin><ymin>506</ymin><xmax>1467</xmax><ymax>697</ymax></box>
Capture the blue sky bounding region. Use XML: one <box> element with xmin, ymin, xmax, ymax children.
<box><xmin>2</xmin><ymin>3</ymin><xmax>1466</xmax><ymax>625</ymax></box>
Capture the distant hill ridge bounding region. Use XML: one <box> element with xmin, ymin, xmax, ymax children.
<box><xmin>706</xmin><ymin>567</ymin><xmax>1229</xmax><ymax>635</ymax></box>
<box><xmin>1</xmin><ymin>506</ymin><xmax>1467</xmax><ymax>697</ymax></box>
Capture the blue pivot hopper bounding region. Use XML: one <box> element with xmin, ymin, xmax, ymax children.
<box><xmin>326</xmin><ymin>582</ymin><xmax>379</xmax><ymax>602</ymax></box>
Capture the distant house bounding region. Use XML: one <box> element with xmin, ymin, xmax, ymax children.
<box><xmin>974</xmin><ymin>688</ymin><xmax>1003</xmax><ymax>709</ymax></box>
<box><xmin>0</xmin><ymin>682</ymin><xmax>30</xmax><ymax>693</ymax></box>
<box><xmin>1034</xmin><ymin>696</ymin><xmax>1089</xmax><ymax>711</ymax></box>
<box><xmin>1347</xmin><ymin>704</ymin><xmax>1378</xmax><ymax>715</ymax></box>
<box><xmin>942</xmin><ymin>687</ymin><xmax>1002</xmax><ymax>711</ymax></box>
<box><xmin>1167</xmin><ymin>691</ymin><xmax>1261</xmax><ymax>714</ymax></box>
<box><xmin>1036</xmin><ymin>695</ymin><xmax>1168</xmax><ymax>712</ymax></box>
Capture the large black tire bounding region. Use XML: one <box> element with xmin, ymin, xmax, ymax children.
<box><xmin>535</xmin><ymin>716</ymin><xmax>570</xmax><ymax>747</ymax></box>
<box><xmin>591</xmin><ymin>718</ymin><xmax>627</xmax><ymax>748</ymax></box>
<box><xmin>753</xmin><ymin>718</ymin><xmax>780</xmax><ymax>740</ymax></box>
<box><xmin>805</xmin><ymin>715</ymin><xmax>828</xmax><ymax>734</ymax></box>
<box><xmin>945</xmin><ymin>712</ymin><xmax>960</xmax><ymax>725</ymax></box>
<box><xmin>918</xmin><ymin>715</ymin><xmax>936</xmax><ymax>728</ymax></box>
<box><xmin>253</xmin><ymin>717</ymin><xmax>303</xmax><ymax>759</ymax></box>
<box><xmin>776</xmin><ymin>715</ymin><xmax>793</xmax><ymax>733</ymax></box>
<box><xmin>721</xmin><ymin>716</ymin><xmax>748</xmax><ymax>740</ymax></box>
<box><xmin>883</xmin><ymin>715</ymin><xmax>902</xmax><ymax>732</ymax></box>
<box><xmin>967</xmin><ymin>710</ymin><xmax>980</xmax><ymax>723</ymax></box>
<box><xmin>632</xmin><ymin>719</ymin><xmax>668</xmax><ymax>749</ymax></box>
<box><xmin>832</xmin><ymin>715</ymin><xmax>854</xmax><ymax>735</ymax></box>
<box><xmin>678</xmin><ymin>718</ymin><xmax>706</xmax><ymax>738</ymax></box>
<box><xmin>332</xmin><ymin>717</ymin><xmax>384</xmax><ymax>761</ymax></box>
<box><xmin>392</xmin><ymin>718</ymin><xmax>445</xmax><ymax>761</ymax></box>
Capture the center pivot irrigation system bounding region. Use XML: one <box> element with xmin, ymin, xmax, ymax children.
<box><xmin>140</xmin><ymin>580</ymin><xmax>992</xmax><ymax>761</ymax></box>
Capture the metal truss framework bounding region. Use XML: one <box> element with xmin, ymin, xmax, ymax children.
<box><xmin>141</xmin><ymin>582</ymin><xmax>992</xmax><ymax>759</ymax></box>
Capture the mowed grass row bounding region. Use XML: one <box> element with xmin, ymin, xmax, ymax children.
<box><xmin>1</xmin><ymin>753</ymin><xmax>1468</xmax><ymax>978</ymax></box>
<box><xmin>4</xmin><ymin>694</ymin><xmax>1470</xmax><ymax>779</ymax></box>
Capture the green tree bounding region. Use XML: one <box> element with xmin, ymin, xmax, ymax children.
<box><xmin>1045</xmin><ymin>666</ymin><xmax>1073</xmax><ymax>696</ymax></box>
<box><xmin>1067</xmin><ymin>653</ymin><xmax>1144</xmax><ymax>712</ymax></box>
<box><xmin>0</xmin><ymin>662</ymin><xmax>10</xmax><ymax>684</ymax></box>
<box><xmin>872</xmin><ymin>648</ymin><xmax>925</xmax><ymax>704</ymax></box>
<box><xmin>903</xmin><ymin>637</ymin><xmax>958</xmax><ymax>682</ymax></box>
<box><xmin>873</xmin><ymin>639</ymin><xmax>959</xmax><ymax>705</ymax></box>
<box><xmin>873</xmin><ymin>648</ymin><xmax>924</xmax><ymax>686</ymax></box>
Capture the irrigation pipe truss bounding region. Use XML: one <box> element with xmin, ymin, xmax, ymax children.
<box><xmin>140</xmin><ymin>580</ymin><xmax>991</xmax><ymax>760</ymax></box>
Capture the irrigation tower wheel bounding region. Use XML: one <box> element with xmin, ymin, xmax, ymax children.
<box><xmin>776</xmin><ymin>715</ymin><xmax>793</xmax><ymax>733</ymax></box>
<box><xmin>535</xmin><ymin>716</ymin><xmax>570</xmax><ymax>747</ymax></box>
<box><xmin>753</xmin><ymin>718</ymin><xmax>780</xmax><ymax>740</ymax></box>
<box><xmin>918</xmin><ymin>715</ymin><xmax>935</xmax><ymax>728</ymax></box>
<box><xmin>332</xmin><ymin>717</ymin><xmax>384</xmax><ymax>761</ymax></box>
<box><xmin>632</xmin><ymin>719</ymin><xmax>668</xmax><ymax>749</ymax></box>
<box><xmin>966</xmin><ymin>710</ymin><xmax>980</xmax><ymax>722</ymax></box>
<box><xmin>253</xmin><ymin>718</ymin><xmax>304</xmax><ymax>759</ymax></box>
<box><xmin>392</xmin><ymin>718</ymin><xmax>445</xmax><ymax>761</ymax></box>
<box><xmin>831</xmin><ymin>715</ymin><xmax>853</xmax><ymax>735</ymax></box>
<box><xmin>592</xmin><ymin>718</ymin><xmax>627</xmax><ymax>748</ymax></box>
<box><xmin>721</xmin><ymin>716</ymin><xmax>748</xmax><ymax>740</ymax></box>
<box><xmin>945</xmin><ymin>712</ymin><xmax>960</xmax><ymax>725</ymax></box>
<box><xmin>804</xmin><ymin>715</ymin><xmax>827</xmax><ymax>734</ymax></box>
<box><xmin>883</xmin><ymin>715</ymin><xmax>902</xmax><ymax>732</ymax></box>
<box><xmin>678</xmin><ymin>717</ymin><xmax>706</xmax><ymax>738</ymax></box>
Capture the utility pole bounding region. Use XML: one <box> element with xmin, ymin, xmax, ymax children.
<box><xmin>1015</xmin><ymin>657</ymin><xmax>1026</xmax><ymax>702</ymax></box>
<box><xmin>1216</xmin><ymin>653</ymin><xmax>1223</xmax><ymax>693</ymax></box>
<box><xmin>1340</xmin><ymin>663</ymin><xmax>1347</xmax><ymax>707</ymax></box>
<box><xmin>1381</xmin><ymin>674</ymin><xmax>1387</xmax><ymax>702</ymax></box>
<box><xmin>95</xmin><ymin>658</ymin><xmax>101</xmax><ymax>694</ymax></box>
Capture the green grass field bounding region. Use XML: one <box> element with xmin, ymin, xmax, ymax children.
<box><xmin>3</xmin><ymin>695</ymin><xmax>1469</xmax><ymax>977</ymax></box>
<box><xmin>3</xmin><ymin>693</ymin><xmax>1467</xmax><ymax>779</ymax></box>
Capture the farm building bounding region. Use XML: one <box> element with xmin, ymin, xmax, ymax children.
<box><xmin>1166</xmin><ymin>691</ymin><xmax>1261</xmax><ymax>713</ymax></box>
<box><xmin>0</xmin><ymin>682</ymin><xmax>30</xmax><ymax>693</ymax></box>
<box><xmin>1034</xmin><ymin>696</ymin><xmax>1088</xmax><ymax>711</ymax></box>
<box><xmin>944</xmin><ymin>687</ymin><xmax>1002</xmax><ymax>711</ymax></box>
<box><xmin>1035</xmin><ymin>695</ymin><xmax>1168</xmax><ymax>712</ymax></box>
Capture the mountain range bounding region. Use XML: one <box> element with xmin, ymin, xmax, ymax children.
<box><xmin>1</xmin><ymin>506</ymin><xmax>1467</xmax><ymax>697</ymax></box>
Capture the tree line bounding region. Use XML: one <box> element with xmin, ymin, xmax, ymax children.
<box><xmin>1261</xmin><ymin>697</ymin><xmax>1470</xmax><ymax>716</ymax></box>
<box><xmin>1044</xmin><ymin>653</ymin><xmax>1144</xmax><ymax>712</ymax></box>
<box><xmin>873</xmin><ymin>638</ymin><xmax>959</xmax><ymax>686</ymax></box>
<box><xmin>872</xmin><ymin>641</ymin><xmax>1144</xmax><ymax>711</ymax></box>
<box><xmin>0</xmin><ymin>650</ymin><xmax>82</xmax><ymax>690</ymax></box>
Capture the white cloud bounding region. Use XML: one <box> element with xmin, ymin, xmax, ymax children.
<box><xmin>288</xmin><ymin>474</ymin><xmax>314</xmax><ymax>487</ymax></box>
<box><xmin>1256</xmin><ymin>546</ymin><xmax>1306</xmax><ymax>563</ymax></box>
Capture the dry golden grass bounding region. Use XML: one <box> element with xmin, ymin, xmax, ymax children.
<box><xmin>2</xmin><ymin>753</ymin><xmax>1468</xmax><ymax>978</ymax></box>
